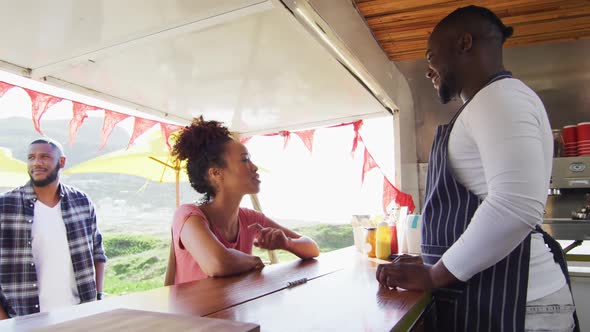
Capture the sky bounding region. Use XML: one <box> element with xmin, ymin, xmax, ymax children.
<box><xmin>242</xmin><ymin>117</ymin><xmax>395</xmax><ymax>223</ymax></box>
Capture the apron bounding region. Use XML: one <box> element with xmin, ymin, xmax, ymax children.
<box><xmin>421</xmin><ymin>72</ymin><xmax>580</xmax><ymax>332</ymax></box>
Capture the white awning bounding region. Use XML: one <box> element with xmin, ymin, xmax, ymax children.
<box><xmin>0</xmin><ymin>0</ymin><xmax>392</xmax><ymax>135</ymax></box>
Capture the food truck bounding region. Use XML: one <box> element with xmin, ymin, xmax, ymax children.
<box><xmin>0</xmin><ymin>0</ymin><xmax>588</xmax><ymax>330</ymax></box>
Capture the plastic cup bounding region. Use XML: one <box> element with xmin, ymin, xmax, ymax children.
<box><xmin>577</xmin><ymin>122</ymin><xmax>590</xmax><ymax>141</ymax></box>
<box><xmin>562</xmin><ymin>125</ymin><xmax>578</xmax><ymax>145</ymax></box>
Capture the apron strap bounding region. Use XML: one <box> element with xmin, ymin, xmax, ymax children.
<box><xmin>535</xmin><ymin>226</ymin><xmax>581</xmax><ymax>332</ymax></box>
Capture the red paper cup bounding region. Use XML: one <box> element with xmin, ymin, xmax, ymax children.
<box><xmin>563</xmin><ymin>125</ymin><xmax>578</xmax><ymax>144</ymax></box>
<box><xmin>577</xmin><ymin>122</ymin><xmax>590</xmax><ymax>141</ymax></box>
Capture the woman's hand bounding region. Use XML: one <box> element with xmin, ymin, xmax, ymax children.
<box><xmin>249</xmin><ymin>224</ymin><xmax>290</xmax><ymax>250</ymax></box>
<box><xmin>250</xmin><ymin>254</ymin><xmax>265</xmax><ymax>270</ymax></box>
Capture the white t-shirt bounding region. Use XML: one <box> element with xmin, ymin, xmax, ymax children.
<box><xmin>442</xmin><ymin>78</ymin><xmax>566</xmax><ymax>302</ymax></box>
<box><xmin>32</xmin><ymin>200</ymin><xmax>80</xmax><ymax>312</ymax></box>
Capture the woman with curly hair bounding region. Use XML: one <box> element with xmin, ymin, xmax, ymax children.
<box><xmin>168</xmin><ymin>116</ymin><xmax>319</xmax><ymax>284</ymax></box>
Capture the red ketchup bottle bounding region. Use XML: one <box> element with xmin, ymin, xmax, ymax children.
<box><xmin>389</xmin><ymin>222</ymin><xmax>398</xmax><ymax>255</ymax></box>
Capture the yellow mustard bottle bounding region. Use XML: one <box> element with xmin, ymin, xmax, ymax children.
<box><xmin>365</xmin><ymin>227</ymin><xmax>376</xmax><ymax>258</ymax></box>
<box><xmin>375</xmin><ymin>221</ymin><xmax>391</xmax><ymax>260</ymax></box>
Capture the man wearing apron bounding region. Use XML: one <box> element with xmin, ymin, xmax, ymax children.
<box><xmin>376</xmin><ymin>6</ymin><xmax>579</xmax><ymax>332</ymax></box>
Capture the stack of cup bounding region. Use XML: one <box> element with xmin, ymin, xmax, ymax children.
<box><xmin>578</xmin><ymin>122</ymin><xmax>590</xmax><ymax>156</ymax></box>
<box><xmin>563</xmin><ymin>125</ymin><xmax>578</xmax><ymax>157</ymax></box>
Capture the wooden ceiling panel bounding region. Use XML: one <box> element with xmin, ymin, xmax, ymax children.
<box><xmin>354</xmin><ymin>0</ymin><xmax>590</xmax><ymax>61</ymax></box>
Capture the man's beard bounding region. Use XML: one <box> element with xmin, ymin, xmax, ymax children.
<box><xmin>437</xmin><ymin>70</ymin><xmax>458</xmax><ymax>104</ymax></box>
<box><xmin>30</xmin><ymin>162</ymin><xmax>61</xmax><ymax>187</ymax></box>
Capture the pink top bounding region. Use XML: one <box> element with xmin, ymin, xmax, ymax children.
<box><xmin>172</xmin><ymin>204</ymin><xmax>268</xmax><ymax>284</ymax></box>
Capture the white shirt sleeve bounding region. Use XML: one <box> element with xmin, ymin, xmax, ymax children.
<box><xmin>441</xmin><ymin>81</ymin><xmax>552</xmax><ymax>281</ymax></box>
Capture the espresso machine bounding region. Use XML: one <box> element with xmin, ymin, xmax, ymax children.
<box><xmin>543</xmin><ymin>156</ymin><xmax>590</xmax><ymax>247</ymax></box>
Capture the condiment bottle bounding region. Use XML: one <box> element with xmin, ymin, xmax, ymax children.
<box><xmin>389</xmin><ymin>220</ymin><xmax>398</xmax><ymax>255</ymax></box>
<box><xmin>365</xmin><ymin>227</ymin><xmax>376</xmax><ymax>258</ymax></box>
<box><xmin>375</xmin><ymin>221</ymin><xmax>391</xmax><ymax>260</ymax></box>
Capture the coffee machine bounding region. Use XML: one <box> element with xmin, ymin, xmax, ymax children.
<box><xmin>543</xmin><ymin>157</ymin><xmax>590</xmax><ymax>243</ymax></box>
<box><xmin>545</xmin><ymin>156</ymin><xmax>590</xmax><ymax>219</ymax></box>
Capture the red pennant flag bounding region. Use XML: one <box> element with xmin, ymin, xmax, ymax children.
<box><xmin>239</xmin><ymin>137</ymin><xmax>252</xmax><ymax>145</ymax></box>
<box><xmin>100</xmin><ymin>110</ymin><xmax>130</xmax><ymax>149</ymax></box>
<box><xmin>361</xmin><ymin>146</ymin><xmax>378</xmax><ymax>184</ymax></box>
<box><xmin>26</xmin><ymin>90</ymin><xmax>62</xmax><ymax>135</ymax></box>
<box><xmin>0</xmin><ymin>81</ymin><xmax>13</xmax><ymax>98</ymax></box>
<box><xmin>294</xmin><ymin>129</ymin><xmax>315</xmax><ymax>154</ymax></box>
<box><xmin>280</xmin><ymin>131</ymin><xmax>291</xmax><ymax>150</ymax></box>
<box><xmin>128</xmin><ymin>117</ymin><xmax>159</xmax><ymax>148</ymax></box>
<box><xmin>70</xmin><ymin>102</ymin><xmax>98</xmax><ymax>146</ymax></box>
<box><xmin>351</xmin><ymin>120</ymin><xmax>363</xmax><ymax>156</ymax></box>
<box><xmin>382</xmin><ymin>177</ymin><xmax>415</xmax><ymax>214</ymax></box>
<box><xmin>161</xmin><ymin>122</ymin><xmax>184</xmax><ymax>151</ymax></box>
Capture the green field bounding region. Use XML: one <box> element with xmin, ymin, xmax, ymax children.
<box><xmin>102</xmin><ymin>223</ymin><xmax>353</xmax><ymax>296</ymax></box>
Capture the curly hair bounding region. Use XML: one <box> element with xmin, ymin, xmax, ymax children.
<box><xmin>171</xmin><ymin>116</ymin><xmax>232</xmax><ymax>204</ymax></box>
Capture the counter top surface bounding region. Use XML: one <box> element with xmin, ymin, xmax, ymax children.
<box><xmin>0</xmin><ymin>247</ymin><xmax>430</xmax><ymax>331</ymax></box>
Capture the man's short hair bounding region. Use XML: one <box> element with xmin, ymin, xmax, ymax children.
<box><xmin>438</xmin><ymin>5</ymin><xmax>514</xmax><ymax>43</ymax></box>
<box><xmin>30</xmin><ymin>137</ymin><xmax>65</xmax><ymax>157</ymax></box>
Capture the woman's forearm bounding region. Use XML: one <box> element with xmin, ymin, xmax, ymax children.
<box><xmin>285</xmin><ymin>236</ymin><xmax>319</xmax><ymax>259</ymax></box>
<box><xmin>208</xmin><ymin>249</ymin><xmax>263</xmax><ymax>277</ymax></box>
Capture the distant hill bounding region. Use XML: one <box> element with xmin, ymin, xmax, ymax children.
<box><xmin>0</xmin><ymin>117</ymin><xmax>310</xmax><ymax>233</ymax></box>
<box><xmin>0</xmin><ymin>117</ymin><xmax>203</xmax><ymax>235</ymax></box>
<box><xmin>0</xmin><ymin>117</ymin><xmax>131</xmax><ymax>165</ymax></box>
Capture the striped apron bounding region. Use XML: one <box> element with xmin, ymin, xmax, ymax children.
<box><xmin>421</xmin><ymin>72</ymin><xmax>579</xmax><ymax>331</ymax></box>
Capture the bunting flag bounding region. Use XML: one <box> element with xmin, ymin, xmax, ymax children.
<box><xmin>294</xmin><ymin>129</ymin><xmax>315</xmax><ymax>154</ymax></box>
<box><xmin>161</xmin><ymin>122</ymin><xmax>184</xmax><ymax>151</ymax></box>
<box><xmin>280</xmin><ymin>130</ymin><xmax>291</xmax><ymax>150</ymax></box>
<box><xmin>382</xmin><ymin>177</ymin><xmax>415</xmax><ymax>214</ymax></box>
<box><xmin>70</xmin><ymin>102</ymin><xmax>99</xmax><ymax>146</ymax></box>
<box><xmin>26</xmin><ymin>90</ymin><xmax>62</xmax><ymax>135</ymax></box>
<box><xmin>128</xmin><ymin>117</ymin><xmax>159</xmax><ymax>148</ymax></box>
<box><xmin>361</xmin><ymin>146</ymin><xmax>378</xmax><ymax>184</ymax></box>
<box><xmin>1</xmin><ymin>80</ymin><xmax>187</xmax><ymax>150</ymax></box>
<box><xmin>0</xmin><ymin>81</ymin><xmax>13</xmax><ymax>98</ymax></box>
<box><xmin>100</xmin><ymin>110</ymin><xmax>130</xmax><ymax>149</ymax></box>
<box><xmin>0</xmin><ymin>79</ymin><xmax>417</xmax><ymax>214</ymax></box>
<box><xmin>351</xmin><ymin>120</ymin><xmax>363</xmax><ymax>156</ymax></box>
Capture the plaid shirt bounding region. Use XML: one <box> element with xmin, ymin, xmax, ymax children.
<box><xmin>0</xmin><ymin>181</ymin><xmax>107</xmax><ymax>317</ymax></box>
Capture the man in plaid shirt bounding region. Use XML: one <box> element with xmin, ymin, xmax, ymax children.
<box><xmin>0</xmin><ymin>138</ymin><xmax>106</xmax><ymax>318</ymax></box>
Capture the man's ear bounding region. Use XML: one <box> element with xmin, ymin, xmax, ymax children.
<box><xmin>458</xmin><ymin>33</ymin><xmax>473</xmax><ymax>53</ymax></box>
<box><xmin>59</xmin><ymin>156</ymin><xmax>66</xmax><ymax>169</ymax></box>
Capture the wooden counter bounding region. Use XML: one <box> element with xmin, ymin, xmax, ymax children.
<box><xmin>209</xmin><ymin>249</ymin><xmax>431</xmax><ymax>331</ymax></box>
<box><xmin>0</xmin><ymin>247</ymin><xmax>431</xmax><ymax>331</ymax></box>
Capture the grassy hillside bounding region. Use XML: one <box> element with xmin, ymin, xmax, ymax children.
<box><xmin>102</xmin><ymin>224</ymin><xmax>353</xmax><ymax>296</ymax></box>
